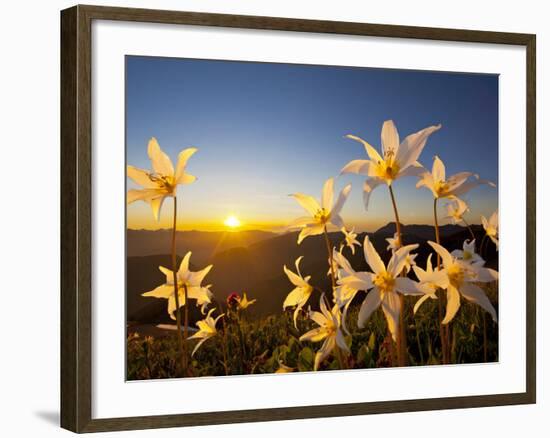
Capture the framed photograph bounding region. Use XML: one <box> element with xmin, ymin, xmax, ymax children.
<box><xmin>60</xmin><ymin>4</ymin><xmax>536</xmax><ymax>433</ymax></box>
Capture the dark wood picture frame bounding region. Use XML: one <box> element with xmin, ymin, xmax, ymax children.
<box><xmin>60</xmin><ymin>4</ymin><xmax>536</xmax><ymax>433</ymax></box>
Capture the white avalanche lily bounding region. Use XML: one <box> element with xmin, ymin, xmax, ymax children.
<box><xmin>341</xmin><ymin>227</ymin><xmax>361</xmax><ymax>254</ymax></box>
<box><xmin>386</xmin><ymin>233</ymin><xmax>399</xmax><ymax>252</ymax></box>
<box><xmin>482</xmin><ymin>210</ymin><xmax>499</xmax><ymax>250</ymax></box>
<box><xmin>142</xmin><ymin>251</ymin><xmax>213</xmax><ymax>320</ymax></box>
<box><xmin>445</xmin><ymin>197</ymin><xmax>469</xmax><ymax>224</ymax></box>
<box><xmin>403</xmin><ymin>251</ymin><xmax>418</xmax><ymax>274</ymax></box>
<box><xmin>412</xmin><ymin>254</ymin><xmax>448</xmax><ymax>314</ymax></box>
<box><xmin>343</xmin><ymin>236</ymin><xmax>420</xmax><ymax>341</ymax></box>
<box><xmin>187</xmin><ymin>308</ymin><xmax>224</xmax><ymax>356</ymax></box>
<box><xmin>127</xmin><ymin>138</ymin><xmax>197</xmax><ymax>220</ymax></box>
<box><xmin>332</xmin><ymin>249</ymin><xmax>364</xmax><ymax>334</ymax></box>
<box><xmin>299</xmin><ymin>296</ymin><xmax>350</xmax><ymax>371</ymax></box>
<box><xmin>428</xmin><ymin>241</ymin><xmax>498</xmax><ymax>324</ymax></box>
<box><xmin>289</xmin><ymin>178</ymin><xmax>352</xmax><ymax>244</ymax></box>
<box><xmin>416</xmin><ymin>155</ymin><xmax>495</xmax><ymax>200</ymax></box>
<box><xmin>341</xmin><ymin>120</ymin><xmax>441</xmax><ymax>209</ymax></box>
<box><xmin>451</xmin><ymin>239</ymin><xmax>484</xmax><ymax>266</ymax></box>
<box><xmin>283</xmin><ymin>256</ymin><xmax>314</xmax><ymax>328</ymax></box>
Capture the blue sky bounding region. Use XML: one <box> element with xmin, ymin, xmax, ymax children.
<box><xmin>126</xmin><ymin>55</ymin><xmax>498</xmax><ymax>231</ymax></box>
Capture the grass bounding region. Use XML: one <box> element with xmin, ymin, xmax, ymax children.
<box><xmin>127</xmin><ymin>282</ymin><xmax>498</xmax><ymax>380</ymax></box>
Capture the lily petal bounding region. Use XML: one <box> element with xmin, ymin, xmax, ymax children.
<box><xmin>428</xmin><ymin>241</ymin><xmax>453</xmax><ymax>268</ymax></box>
<box><xmin>127</xmin><ymin>165</ymin><xmax>157</xmax><ymax>188</ymax></box>
<box><xmin>290</xmin><ymin>193</ymin><xmax>321</xmax><ymax>216</ymax></box>
<box><xmin>442</xmin><ymin>285</ymin><xmax>461</xmax><ymax>324</ymax></box>
<box><xmin>340</xmin><ymin>159</ymin><xmax>371</xmax><ymax>175</ymax></box>
<box><xmin>381</xmin><ymin>120</ymin><xmax>400</xmax><ymax>156</ymax></box>
<box><xmin>149</xmin><ymin>195</ymin><xmax>168</xmax><ymax>221</ymax></box>
<box><xmin>363</xmin><ymin>236</ymin><xmax>385</xmax><ymax>275</ymax></box>
<box><xmin>413</xmin><ymin>293</ymin><xmax>433</xmax><ymax>314</ymax></box>
<box><xmin>147</xmin><ymin>137</ymin><xmax>174</xmax><ymax>176</ymax></box>
<box><xmin>381</xmin><ymin>291</ymin><xmax>401</xmax><ymax>342</ymax></box>
<box><xmin>395</xmin><ymin>124</ymin><xmax>441</xmax><ymax>170</ymax></box>
<box><xmin>358</xmin><ymin>288</ymin><xmax>382</xmax><ymax>328</ymax></box>
<box><xmin>345</xmin><ymin>134</ymin><xmax>383</xmax><ymax>163</ymax></box>
<box><xmin>314</xmin><ymin>335</ymin><xmax>336</xmax><ymax>371</ymax></box>
<box><xmin>332</xmin><ymin>183</ymin><xmax>352</xmax><ymax>216</ymax></box>
<box><xmin>175</xmin><ymin>147</ymin><xmax>198</xmax><ymax>183</ymax></box>
<box><xmin>322</xmin><ymin>178</ymin><xmax>334</xmax><ymax>211</ymax></box>
<box><xmin>432</xmin><ymin>156</ymin><xmax>446</xmax><ymax>183</ymax></box>
<box><xmin>297</xmin><ymin>223</ymin><xmax>324</xmax><ymax>244</ymax></box>
<box><xmin>460</xmin><ymin>283</ymin><xmax>498</xmax><ymax>322</ymax></box>
<box><xmin>395</xmin><ymin>277</ymin><xmax>422</xmax><ymax>295</ymax></box>
<box><xmin>363</xmin><ymin>178</ymin><xmax>385</xmax><ymax>210</ymax></box>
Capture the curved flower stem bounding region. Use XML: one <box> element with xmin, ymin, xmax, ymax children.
<box><xmin>183</xmin><ymin>283</ymin><xmax>189</xmax><ymax>374</ymax></box>
<box><xmin>433</xmin><ymin>197</ymin><xmax>449</xmax><ymax>364</ymax></box>
<box><xmin>171</xmin><ymin>196</ymin><xmax>186</xmax><ymax>376</ymax></box>
<box><xmin>216</xmin><ymin>302</ymin><xmax>230</xmax><ymax>375</ymax></box>
<box><xmin>323</xmin><ymin>226</ymin><xmax>336</xmax><ymax>292</ymax></box>
<box><xmin>388</xmin><ymin>185</ymin><xmax>407</xmax><ymax>367</ymax></box>
<box><xmin>462</xmin><ymin>218</ymin><xmax>476</xmax><ymax>241</ymax></box>
<box><xmin>235</xmin><ymin>310</ymin><xmax>247</xmax><ymax>373</ymax></box>
<box><xmin>388</xmin><ymin>185</ymin><xmax>402</xmax><ymax>246</ymax></box>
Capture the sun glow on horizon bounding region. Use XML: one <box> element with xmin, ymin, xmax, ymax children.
<box><xmin>224</xmin><ymin>215</ymin><xmax>242</xmax><ymax>228</ymax></box>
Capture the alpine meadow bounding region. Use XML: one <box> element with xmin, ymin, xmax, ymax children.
<box><xmin>125</xmin><ymin>56</ymin><xmax>499</xmax><ymax>379</ymax></box>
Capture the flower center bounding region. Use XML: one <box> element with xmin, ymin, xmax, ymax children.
<box><xmin>314</xmin><ymin>208</ymin><xmax>330</xmax><ymax>223</ymax></box>
<box><xmin>378</xmin><ymin>156</ymin><xmax>399</xmax><ymax>180</ymax></box>
<box><xmin>373</xmin><ymin>272</ymin><xmax>395</xmax><ymax>294</ymax></box>
<box><xmin>149</xmin><ymin>173</ymin><xmax>174</xmax><ymax>191</ymax></box>
<box><xmin>485</xmin><ymin>226</ymin><xmax>497</xmax><ymax>237</ymax></box>
<box><xmin>435</xmin><ymin>180</ymin><xmax>449</xmax><ymax>197</ymax></box>
<box><xmin>447</xmin><ymin>264</ymin><xmax>465</xmax><ymax>287</ymax></box>
<box><xmin>463</xmin><ymin>251</ymin><xmax>472</xmax><ymax>261</ymax></box>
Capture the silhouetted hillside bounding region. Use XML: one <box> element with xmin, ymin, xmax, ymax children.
<box><xmin>127</xmin><ymin>229</ymin><xmax>275</xmax><ymax>264</ymax></box>
<box><xmin>127</xmin><ymin>225</ymin><xmax>497</xmax><ymax>323</ymax></box>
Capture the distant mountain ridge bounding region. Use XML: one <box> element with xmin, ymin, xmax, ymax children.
<box><xmin>127</xmin><ymin>223</ymin><xmax>495</xmax><ymax>324</ymax></box>
<box><xmin>127</xmin><ymin>229</ymin><xmax>276</xmax><ymax>264</ymax></box>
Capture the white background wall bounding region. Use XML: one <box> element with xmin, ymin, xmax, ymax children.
<box><xmin>0</xmin><ymin>0</ymin><xmax>546</xmax><ymax>436</ymax></box>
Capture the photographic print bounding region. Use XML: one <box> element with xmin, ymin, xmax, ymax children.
<box><xmin>125</xmin><ymin>56</ymin><xmax>499</xmax><ymax>380</ymax></box>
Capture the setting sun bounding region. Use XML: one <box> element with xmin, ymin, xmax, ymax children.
<box><xmin>224</xmin><ymin>215</ymin><xmax>241</xmax><ymax>228</ymax></box>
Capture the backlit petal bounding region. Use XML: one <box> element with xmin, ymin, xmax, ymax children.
<box><xmin>175</xmin><ymin>147</ymin><xmax>198</xmax><ymax>183</ymax></box>
<box><xmin>331</xmin><ymin>183</ymin><xmax>352</xmax><ymax>215</ymax></box>
<box><xmin>142</xmin><ymin>284</ymin><xmax>174</xmax><ymax>299</ymax></box>
<box><xmin>432</xmin><ymin>156</ymin><xmax>446</xmax><ymax>183</ymax></box>
<box><xmin>460</xmin><ymin>282</ymin><xmax>498</xmax><ymax>322</ymax></box>
<box><xmin>363</xmin><ymin>236</ymin><xmax>385</xmax><ymax>275</ymax></box>
<box><xmin>340</xmin><ymin>159</ymin><xmax>372</xmax><ymax>175</ymax></box>
<box><xmin>290</xmin><ymin>193</ymin><xmax>320</xmax><ymax>216</ymax></box>
<box><xmin>442</xmin><ymin>285</ymin><xmax>461</xmax><ymax>324</ymax></box>
<box><xmin>345</xmin><ymin>134</ymin><xmax>383</xmax><ymax>163</ymax></box>
<box><xmin>381</xmin><ymin>120</ymin><xmax>400</xmax><ymax>156</ymax></box>
<box><xmin>395</xmin><ymin>124</ymin><xmax>441</xmax><ymax>170</ymax></box>
<box><xmin>297</xmin><ymin>223</ymin><xmax>324</xmax><ymax>244</ymax></box>
<box><xmin>149</xmin><ymin>195</ymin><xmax>168</xmax><ymax>221</ymax></box>
<box><xmin>381</xmin><ymin>291</ymin><xmax>401</xmax><ymax>342</ymax></box>
<box><xmin>358</xmin><ymin>288</ymin><xmax>382</xmax><ymax>328</ymax></box>
<box><xmin>428</xmin><ymin>241</ymin><xmax>453</xmax><ymax>268</ymax></box>
<box><xmin>314</xmin><ymin>336</ymin><xmax>336</xmax><ymax>371</ymax></box>
<box><xmin>127</xmin><ymin>165</ymin><xmax>157</xmax><ymax>188</ymax></box>
<box><xmin>147</xmin><ymin>137</ymin><xmax>174</xmax><ymax>176</ymax></box>
<box><xmin>322</xmin><ymin>178</ymin><xmax>334</xmax><ymax>210</ymax></box>
<box><xmin>362</xmin><ymin>178</ymin><xmax>384</xmax><ymax>210</ymax></box>
<box><xmin>395</xmin><ymin>277</ymin><xmax>422</xmax><ymax>295</ymax></box>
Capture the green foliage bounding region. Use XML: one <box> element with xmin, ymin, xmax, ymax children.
<box><xmin>127</xmin><ymin>284</ymin><xmax>498</xmax><ymax>380</ymax></box>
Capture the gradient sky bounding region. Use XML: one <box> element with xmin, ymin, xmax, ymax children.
<box><xmin>126</xmin><ymin>56</ymin><xmax>498</xmax><ymax>232</ymax></box>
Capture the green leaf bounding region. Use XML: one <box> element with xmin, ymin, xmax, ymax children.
<box><xmin>298</xmin><ymin>347</ymin><xmax>314</xmax><ymax>372</ymax></box>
